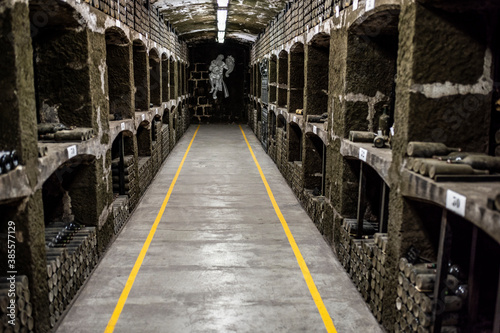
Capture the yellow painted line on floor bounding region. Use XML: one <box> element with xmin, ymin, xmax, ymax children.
<box><xmin>239</xmin><ymin>125</ymin><xmax>337</xmax><ymax>333</ymax></box>
<box><xmin>105</xmin><ymin>125</ymin><xmax>201</xmax><ymax>333</ymax></box>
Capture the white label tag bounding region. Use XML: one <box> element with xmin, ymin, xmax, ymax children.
<box><xmin>353</xmin><ymin>0</ymin><xmax>359</xmax><ymax>10</ymax></box>
<box><xmin>116</xmin><ymin>21</ymin><xmax>120</xmax><ymax>28</ymax></box>
<box><xmin>67</xmin><ymin>145</ymin><xmax>77</xmax><ymax>159</ymax></box>
<box><xmin>335</xmin><ymin>5</ymin><xmax>340</xmax><ymax>17</ymax></box>
<box><xmin>121</xmin><ymin>122</ymin><xmax>125</xmax><ymax>131</ymax></box>
<box><xmin>366</xmin><ymin>0</ymin><xmax>375</xmax><ymax>11</ymax></box>
<box><xmin>154</xmin><ymin>42</ymin><xmax>157</xmax><ymax>48</ymax></box>
<box><xmin>280</xmin><ymin>110</ymin><xmax>283</xmax><ymax>114</ymax></box>
<box><xmin>142</xmin><ymin>114</ymin><xmax>145</xmax><ymax>121</ymax></box>
<box><xmin>390</xmin><ymin>127</ymin><xmax>395</xmax><ymax>136</ymax></box>
<box><xmin>313</xmin><ymin>126</ymin><xmax>318</xmax><ymax>135</ymax></box>
<box><xmin>293</xmin><ymin>116</ymin><xmax>297</xmax><ymax>122</ymax></box>
<box><xmin>359</xmin><ymin>148</ymin><xmax>367</xmax><ymax>162</ymax></box>
<box><xmin>315</xmin><ymin>25</ymin><xmax>319</xmax><ymax>34</ymax></box>
<box><xmin>446</xmin><ymin>190</ymin><xmax>466</xmax><ymax>217</ymax></box>
<box><xmin>155</xmin><ymin>108</ymin><xmax>159</xmax><ymax>115</ymax></box>
<box><xmin>139</xmin><ymin>34</ymin><xmax>143</xmax><ymax>40</ymax></box>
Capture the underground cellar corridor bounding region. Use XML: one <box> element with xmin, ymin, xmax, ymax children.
<box><xmin>55</xmin><ymin>124</ymin><xmax>383</xmax><ymax>333</ymax></box>
<box><xmin>2</xmin><ymin>0</ymin><xmax>500</xmax><ymax>332</ymax></box>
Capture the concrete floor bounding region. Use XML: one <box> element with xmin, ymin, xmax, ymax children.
<box><xmin>56</xmin><ymin>124</ymin><xmax>384</xmax><ymax>333</ymax></box>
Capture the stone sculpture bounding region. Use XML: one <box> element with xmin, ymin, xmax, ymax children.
<box><xmin>209</xmin><ymin>54</ymin><xmax>234</xmax><ymax>99</ymax></box>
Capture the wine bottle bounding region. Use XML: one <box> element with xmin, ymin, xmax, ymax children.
<box><xmin>429</xmin><ymin>164</ymin><xmax>488</xmax><ymax>179</ymax></box>
<box><xmin>448</xmin><ymin>264</ymin><xmax>466</xmax><ymax>280</ymax></box>
<box><xmin>349</xmin><ymin>131</ymin><xmax>376</xmax><ymax>142</ymax></box>
<box><xmin>0</xmin><ymin>152</ymin><xmax>13</xmax><ymax>173</ymax></box>
<box><xmin>433</xmin><ymin>151</ymin><xmax>486</xmax><ymax>162</ymax></box>
<box><xmin>452</xmin><ymin>155</ymin><xmax>500</xmax><ymax>172</ymax></box>
<box><xmin>378</xmin><ymin>105</ymin><xmax>390</xmax><ymax>136</ymax></box>
<box><xmin>407</xmin><ymin>142</ymin><xmax>460</xmax><ymax>158</ymax></box>
<box><xmin>453</xmin><ymin>284</ymin><xmax>468</xmax><ymax>300</ymax></box>
<box><xmin>10</xmin><ymin>150</ymin><xmax>18</xmax><ymax>168</ymax></box>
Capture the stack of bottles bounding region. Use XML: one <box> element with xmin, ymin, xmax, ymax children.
<box><xmin>395</xmin><ymin>257</ymin><xmax>467</xmax><ymax>333</ymax></box>
<box><xmin>45</xmin><ymin>222</ymin><xmax>98</xmax><ymax>328</ymax></box>
<box><xmin>0</xmin><ymin>150</ymin><xmax>19</xmax><ymax>175</ymax></box>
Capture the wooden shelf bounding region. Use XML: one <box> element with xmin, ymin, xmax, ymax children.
<box><xmin>340</xmin><ymin>139</ymin><xmax>392</xmax><ymax>185</ymax></box>
<box><xmin>401</xmin><ymin>168</ymin><xmax>500</xmax><ymax>245</ymax></box>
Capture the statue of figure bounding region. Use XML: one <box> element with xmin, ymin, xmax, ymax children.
<box><xmin>209</xmin><ymin>54</ymin><xmax>235</xmax><ymax>99</ymax></box>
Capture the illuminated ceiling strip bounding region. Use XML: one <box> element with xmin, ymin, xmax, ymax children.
<box><xmin>216</xmin><ymin>1</ymin><xmax>228</xmax><ymax>43</ymax></box>
<box><xmin>218</xmin><ymin>31</ymin><xmax>225</xmax><ymax>43</ymax></box>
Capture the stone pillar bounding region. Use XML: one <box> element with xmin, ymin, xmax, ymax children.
<box><xmin>0</xmin><ymin>192</ymin><xmax>50</xmax><ymax>332</ymax></box>
<box><xmin>89</xmin><ymin>30</ymin><xmax>111</xmax><ymax>134</ymax></box>
<box><xmin>327</xmin><ymin>28</ymin><xmax>361</xmax><ymax>250</ymax></box>
<box><xmin>0</xmin><ymin>4</ymin><xmax>48</xmax><ymax>330</ymax></box>
<box><xmin>0</xmin><ymin>0</ymin><xmax>38</xmax><ymax>178</ymax></box>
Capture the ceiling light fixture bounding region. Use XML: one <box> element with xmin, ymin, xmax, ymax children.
<box><xmin>218</xmin><ymin>31</ymin><xmax>225</xmax><ymax>43</ymax></box>
<box><xmin>217</xmin><ymin>9</ymin><xmax>227</xmax><ymax>24</ymax></box>
<box><xmin>218</xmin><ymin>19</ymin><xmax>226</xmax><ymax>31</ymax></box>
<box><xmin>216</xmin><ymin>7</ymin><xmax>228</xmax><ymax>43</ymax></box>
<box><xmin>217</xmin><ymin>0</ymin><xmax>229</xmax><ymax>7</ymax></box>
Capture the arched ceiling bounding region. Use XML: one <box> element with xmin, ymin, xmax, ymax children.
<box><xmin>151</xmin><ymin>0</ymin><xmax>290</xmax><ymax>45</ymax></box>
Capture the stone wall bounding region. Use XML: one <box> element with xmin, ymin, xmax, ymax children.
<box><xmin>0</xmin><ymin>0</ymin><xmax>190</xmax><ymax>331</ymax></box>
<box><xmin>248</xmin><ymin>0</ymin><xmax>500</xmax><ymax>331</ymax></box>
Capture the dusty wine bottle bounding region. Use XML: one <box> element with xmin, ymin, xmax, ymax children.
<box><xmin>433</xmin><ymin>151</ymin><xmax>486</xmax><ymax>162</ymax></box>
<box><xmin>407</xmin><ymin>142</ymin><xmax>461</xmax><ymax>157</ymax></box>
<box><xmin>453</xmin><ymin>284</ymin><xmax>468</xmax><ymax>300</ymax></box>
<box><xmin>349</xmin><ymin>131</ymin><xmax>376</xmax><ymax>142</ymax></box>
<box><xmin>10</xmin><ymin>150</ymin><xmax>19</xmax><ymax>168</ymax></box>
<box><xmin>0</xmin><ymin>151</ymin><xmax>13</xmax><ymax>174</ymax></box>
<box><xmin>452</xmin><ymin>155</ymin><xmax>500</xmax><ymax>172</ymax></box>
<box><xmin>37</xmin><ymin>123</ymin><xmax>68</xmax><ymax>135</ymax></box>
<box><xmin>429</xmin><ymin>164</ymin><xmax>488</xmax><ymax>179</ymax></box>
<box><xmin>379</xmin><ymin>105</ymin><xmax>391</xmax><ymax>136</ymax></box>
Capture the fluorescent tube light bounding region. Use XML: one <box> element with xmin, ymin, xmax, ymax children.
<box><xmin>217</xmin><ymin>0</ymin><xmax>229</xmax><ymax>7</ymax></box>
<box><xmin>218</xmin><ymin>19</ymin><xmax>226</xmax><ymax>31</ymax></box>
<box><xmin>217</xmin><ymin>9</ymin><xmax>227</xmax><ymax>23</ymax></box>
<box><xmin>218</xmin><ymin>31</ymin><xmax>225</xmax><ymax>43</ymax></box>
